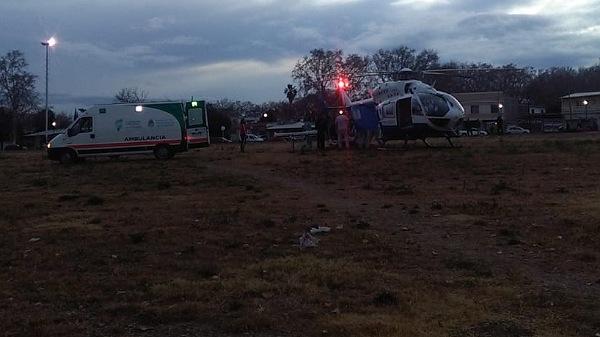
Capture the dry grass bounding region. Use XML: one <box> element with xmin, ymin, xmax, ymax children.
<box><xmin>1</xmin><ymin>134</ymin><xmax>599</xmax><ymax>336</ymax></box>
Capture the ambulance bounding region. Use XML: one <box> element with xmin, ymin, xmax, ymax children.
<box><xmin>47</xmin><ymin>101</ymin><xmax>209</xmax><ymax>163</ymax></box>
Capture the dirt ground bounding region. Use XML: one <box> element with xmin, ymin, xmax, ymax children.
<box><xmin>1</xmin><ymin>134</ymin><xmax>599</xmax><ymax>337</ymax></box>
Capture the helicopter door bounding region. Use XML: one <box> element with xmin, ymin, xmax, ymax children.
<box><xmin>396</xmin><ymin>97</ymin><xmax>412</xmax><ymax>127</ymax></box>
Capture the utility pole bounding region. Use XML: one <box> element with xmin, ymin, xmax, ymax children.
<box><xmin>44</xmin><ymin>44</ymin><xmax>48</xmax><ymax>144</ymax></box>
<box><xmin>41</xmin><ymin>37</ymin><xmax>56</xmax><ymax>145</ymax></box>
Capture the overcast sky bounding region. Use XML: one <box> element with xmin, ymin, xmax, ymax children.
<box><xmin>2</xmin><ymin>0</ymin><xmax>599</xmax><ymax>112</ymax></box>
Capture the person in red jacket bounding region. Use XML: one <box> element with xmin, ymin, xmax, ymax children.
<box><xmin>239</xmin><ymin>119</ymin><xmax>248</xmax><ymax>153</ymax></box>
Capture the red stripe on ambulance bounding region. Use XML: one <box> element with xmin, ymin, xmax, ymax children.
<box><xmin>72</xmin><ymin>139</ymin><xmax>181</xmax><ymax>149</ymax></box>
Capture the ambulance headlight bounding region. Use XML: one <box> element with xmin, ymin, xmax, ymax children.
<box><xmin>135</xmin><ymin>105</ymin><xmax>143</xmax><ymax>112</ymax></box>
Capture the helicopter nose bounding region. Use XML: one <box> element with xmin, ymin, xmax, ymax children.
<box><xmin>452</xmin><ymin>107</ymin><xmax>465</xmax><ymax>118</ymax></box>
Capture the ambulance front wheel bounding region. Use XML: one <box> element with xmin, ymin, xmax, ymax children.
<box><xmin>59</xmin><ymin>149</ymin><xmax>77</xmax><ymax>164</ymax></box>
<box><xmin>154</xmin><ymin>145</ymin><xmax>173</xmax><ymax>160</ymax></box>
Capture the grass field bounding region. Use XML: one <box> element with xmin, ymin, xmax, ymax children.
<box><xmin>1</xmin><ymin>134</ymin><xmax>599</xmax><ymax>337</ymax></box>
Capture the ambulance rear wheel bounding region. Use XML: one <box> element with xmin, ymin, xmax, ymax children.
<box><xmin>154</xmin><ymin>145</ymin><xmax>172</xmax><ymax>160</ymax></box>
<box><xmin>59</xmin><ymin>149</ymin><xmax>77</xmax><ymax>164</ymax></box>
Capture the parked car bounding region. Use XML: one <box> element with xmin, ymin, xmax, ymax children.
<box><xmin>458</xmin><ymin>129</ymin><xmax>488</xmax><ymax>137</ymax></box>
<box><xmin>246</xmin><ymin>134</ymin><xmax>265</xmax><ymax>142</ymax></box>
<box><xmin>213</xmin><ymin>137</ymin><xmax>232</xmax><ymax>143</ymax></box>
<box><xmin>505</xmin><ymin>126</ymin><xmax>530</xmax><ymax>135</ymax></box>
<box><xmin>2</xmin><ymin>144</ymin><xmax>27</xmax><ymax>151</ymax></box>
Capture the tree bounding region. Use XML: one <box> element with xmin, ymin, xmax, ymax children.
<box><xmin>27</xmin><ymin>109</ymin><xmax>72</xmax><ymax>131</ymax></box>
<box><xmin>114</xmin><ymin>87</ymin><xmax>148</xmax><ymax>103</ymax></box>
<box><xmin>430</xmin><ymin>62</ymin><xmax>535</xmax><ymax>101</ymax></box>
<box><xmin>414</xmin><ymin>49</ymin><xmax>440</xmax><ymax>71</ymax></box>
<box><xmin>341</xmin><ymin>54</ymin><xmax>371</xmax><ymax>98</ymax></box>
<box><xmin>292</xmin><ymin>49</ymin><xmax>342</xmax><ymax>95</ymax></box>
<box><xmin>284</xmin><ymin>84</ymin><xmax>297</xmax><ymax>104</ymax></box>
<box><xmin>372</xmin><ymin>46</ymin><xmax>416</xmax><ymax>81</ymax></box>
<box><xmin>207</xmin><ymin>109</ymin><xmax>232</xmax><ymax>138</ymax></box>
<box><xmin>292</xmin><ymin>49</ymin><xmax>370</xmax><ymax>98</ymax></box>
<box><xmin>372</xmin><ymin>47</ymin><xmax>440</xmax><ymax>81</ymax></box>
<box><xmin>29</xmin><ymin>108</ymin><xmax>55</xmax><ymax>132</ymax></box>
<box><xmin>53</xmin><ymin>112</ymin><xmax>72</xmax><ymax>128</ymax></box>
<box><xmin>206</xmin><ymin>101</ymin><xmax>233</xmax><ymax>138</ymax></box>
<box><xmin>0</xmin><ymin>107</ymin><xmax>10</xmax><ymax>150</ymax></box>
<box><xmin>525</xmin><ymin>67</ymin><xmax>578</xmax><ymax>114</ymax></box>
<box><xmin>0</xmin><ymin>50</ymin><xmax>39</xmax><ymax>142</ymax></box>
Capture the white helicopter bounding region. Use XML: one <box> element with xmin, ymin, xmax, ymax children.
<box><xmin>337</xmin><ymin>68</ymin><xmax>466</xmax><ymax>147</ymax></box>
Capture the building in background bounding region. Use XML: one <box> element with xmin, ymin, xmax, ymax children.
<box><xmin>519</xmin><ymin>99</ymin><xmax>561</xmax><ymax>132</ymax></box>
<box><xmin>561</xmin><ymin>92</ymin><xmax>600</xmax><ymax>131</ymax></box>
<box><xmin>453</xmin><ymin>91</ymin><xmax>520</xmax><ymax>131</ymax></box>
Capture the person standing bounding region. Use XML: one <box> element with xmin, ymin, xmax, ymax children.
<box><xmin>316</xmin><ymin>112</ymin><xmax>328</xmax><ymax>151</ymax></box>
<box><xmin>335</xmin><ymin>112</ymin><xmax>350</xmax><ymax>149</ymax></box>
<box><xmin>496</xmin><ymin>116</ymin><xmax>504</xmax><ymax>135</ymax></box>
<box><xmin>239</xmin><ymin>119</ymin><xmax>248</xmax><ymax>153</ymax></box>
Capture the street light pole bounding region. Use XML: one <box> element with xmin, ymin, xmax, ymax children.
<box><xmin>41</xmin><ymin>37</ymin><xmax>56</xmax><ymax>145</ymax></box>
<box><xmin>44</xmin><ymin>43</ymin><xmax>48</xmax><ymax>144</ymax></box>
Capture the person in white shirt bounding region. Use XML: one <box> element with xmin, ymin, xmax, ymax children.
<box><xmin>335</xmin><ymin>112</ymin><xmax>350</xmax><ymax>149</ymax></box>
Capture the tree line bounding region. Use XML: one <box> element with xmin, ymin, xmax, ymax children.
<box><xmin>291</xmin><ymin>47</ymin><xmax>600</xmax><ymax>115</ymax></box>
<box><xmin>2</xmin><ymin>47</ymin><xmax>600</xmax><ymax>145</ymax></box>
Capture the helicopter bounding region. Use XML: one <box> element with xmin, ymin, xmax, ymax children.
<box><xmin>335</xmin><ymin>68</ymin><xmax>467</xmax><ymax>148</ymax></box>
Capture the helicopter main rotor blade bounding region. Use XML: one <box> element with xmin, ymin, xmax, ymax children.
<box><xmin>422</xmin><ymin>71</ymin><xmax>472</xmax><ymax>78</ymax></box>
<box><xmin>423</xmin><ymin>67</ymin><xmax>526</xmax><ymax>73</ymax></box>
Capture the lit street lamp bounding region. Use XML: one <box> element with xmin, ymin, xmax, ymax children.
<box><xmin>41</xmin><ymin>37</ymin><xmax>56</xmax><ymax>145</ymax></box>
<box><xmin>583</xmin><ymin>100</ymin><xmax>589</xmax><ymax>120</ymax></box>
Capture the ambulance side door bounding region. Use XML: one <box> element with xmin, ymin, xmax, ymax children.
<box><xmin>66</xmin><ymin>116</ymin><xmax>95</xmax><ymax>154</ymax></box>
<box><xmin>185</xmin><ymin>101</ymin><xmax>209</xmax><ymax>148</ymax></box>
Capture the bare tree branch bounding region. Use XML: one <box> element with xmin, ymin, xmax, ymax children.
<box><xmin>114</xmin><ymin>87</ymin><xmax>148</xmax><ymax>103</ymax></box>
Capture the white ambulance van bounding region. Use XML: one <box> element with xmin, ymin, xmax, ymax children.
<box><xmin>47</xmin><ymin>101</ymin><xmax>209</xmax><ymax>163</ymax></box>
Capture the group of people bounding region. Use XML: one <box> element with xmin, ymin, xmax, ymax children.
<box><xmin>238</xmin><ymin>109</ymin><xmax>376</xmax><ymax>153</ymax></box>
<box><xmin>316</xmin><ymin>110</ymin><xmax>373</xmax><ymax>150</ymax></box>
<box><xmin>316</xmin><ymin>111</ymin><xmax>350</xmax><ymax>150</ymax></box>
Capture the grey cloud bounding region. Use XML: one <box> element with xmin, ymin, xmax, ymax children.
<box><xmin>2</xmin><ymin>0</ymin><xmax>600</xmax><ymax>110</ymax></box>
<box><xmin>457</xmin><ymin>13</ymin><xmax>552</xmax><ymax>39</ymax></box>
<box><xmin>62</xmin><ymin>42</ymin><xmax>185</xmax><ymax>67</ymax></box>
<box><xmin>152</xmin><ymin>36</ymin><xmax>211</xmax><ymax>46</ymax></box>
<box><xmin>50</xmin><ymin>93</ymin><xmax>113</xmax><ymax>106</ymax></box>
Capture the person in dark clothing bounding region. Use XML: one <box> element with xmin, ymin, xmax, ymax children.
<box><xmin>316</xmin><ymin>112</ymin><xmax>328</xmax><ymax>151</ymax></box>
<box><xmin>496</xmin><ymin>116</ymin><xmax>504</xmax><ymax>135</ymax></box>
<box><xmin>239</xmin><ymin>119</ymin><xmax>248</xmax><ymax>153</ymax></box>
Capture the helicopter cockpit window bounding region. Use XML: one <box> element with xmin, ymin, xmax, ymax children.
<box><xmin>418</xmin><ymin>93</ymin><xmax>449</xmax><ymax>117</ymax></box>
<box><xmin>411</xmin><ymin>97</ymin><xmax>423</xmax><ymax>115</ymax></box>
<box><xmin>446</xmin><ymin>94</ymin><xmax>464</xmax><ymax>112</ymax></box>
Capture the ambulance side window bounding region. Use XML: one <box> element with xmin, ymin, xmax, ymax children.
<box><xmin>69</xmin><ymin>117</ymin><xmax>93</xmax><ymax>136</ymax></box>
<box><xmin>188</xmin><ymin>108</ymin><xmax>205</xmax><ymax>127</ymax></box>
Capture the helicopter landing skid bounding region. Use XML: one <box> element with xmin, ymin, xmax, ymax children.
<box><xmin>376</xmin><ymin>135</ymin><xmax>460</xmax><ymax>149</ymax></box>
<box><xmin>421</xmin><ymin>137</ymin><xmax>462</xmax><ymax>149</ymax></box>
